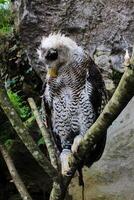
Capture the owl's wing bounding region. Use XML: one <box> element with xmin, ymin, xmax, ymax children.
<box><xmin>84</xmin><ymin>56</ymin><xmax>107</xmax><ymax>166</ymax></box>
<box><xmin>87</xmin><ymin>56</ymin><xmax>108</xmax><ymax>117</ymax></box>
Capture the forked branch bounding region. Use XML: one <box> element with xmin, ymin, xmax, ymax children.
<box><xmin>0</xmin><ymin>79</ymin><xmax>57</xmax><ymax>179</ymax></box>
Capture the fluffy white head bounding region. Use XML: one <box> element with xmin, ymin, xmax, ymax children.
<box><xmin>42</xmin><ymin>33</ymin><xmax>78</xmax><ymax>50</ymax></box>
<box><xmin>37</xmin><ymin>33</ymin><xmax>84</xmax><ymax>61</ymax></box>
<box><xmin>37</xmin><ymin>33</ymin><xmax>85</xmax><ymax>80</ymax></box>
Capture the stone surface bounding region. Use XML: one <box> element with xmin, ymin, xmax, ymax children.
<box><xmin>70</xmin><ymin>97</ymin><xmax>134</xmax><ymax>200</ymax></box>
<box><xmin>12</xmin><ymin>0</ymin><xmax>134</xmax><ymax>83</ymax></box>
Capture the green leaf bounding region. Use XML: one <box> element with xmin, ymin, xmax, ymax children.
<box><xmin>4</xmin><ymin>139</ymin><xmax>14</xmax><ymax>150</ymax></box>
<box><xmin>37</xmin><ymin>137</ymin><xmax>45</xmax><ymax>146</ymax></box>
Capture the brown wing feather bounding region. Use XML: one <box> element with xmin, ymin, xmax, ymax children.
<box><xmin>84</xmin><ymin>57</ymin><xmax>107</xmax><ymax>166</ymax></box>
<box><xmin>87</xmin><ymin>57</ymin><xmax>107</xmax><ymax>118</ymax></box>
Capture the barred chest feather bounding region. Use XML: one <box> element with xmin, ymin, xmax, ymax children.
<box><xmin>44</xmin><ymin>75</ymin><xmax>96</xmax><ymax>137</ymax></box>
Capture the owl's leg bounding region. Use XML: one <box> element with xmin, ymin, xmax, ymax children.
<box><xmin>71</xmin><ymin>112</ymin><xmax>94</xmax><ymax>154</ymax></box>
<box><xmin>59</xmin><ymin>136</ymin><xmax>74</xmax><ymax>176</ymax></box>
<box><xmin>60</xmin><ymin>135</ymin><xmax>84</xmax><ymax>175</ymax></box>
<box><xmin>60</xmin><ymin>149</ymin><xmax>73</xmax><ymax>176</ymax></box>
<box><xmin>71</xmin><ymin>135</ymin><xmax>84</xmax><ymax>154</ymax></box>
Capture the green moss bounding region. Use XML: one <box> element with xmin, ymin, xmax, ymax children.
<box><xmin>110</xmin><ymin>69</ymin><xmax>122</xmax><ymax>86</ymax></box>
<box><xmin>7</xmin><ymin>90</ymin><xmax>31</xmax><ymax>121</ymax></box>
<box><xmin>0</xmin><ymin>0</ymin><xmax>13</xmax><ymax>35</ymax></box>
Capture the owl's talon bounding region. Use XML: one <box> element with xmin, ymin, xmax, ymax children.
<box><xmin>71</xmin><ymin>135</ymin><xmax>84</xmax><ymax>154</ymax></box>
<box><xmin>60</xmin><ymin>149</ymin><xmax>72</xmax><ymax>176</ymax></box>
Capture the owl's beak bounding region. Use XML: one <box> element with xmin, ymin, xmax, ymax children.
<box><xmin>47</xmin><ymin>67</ymin><xmax>58</xmax><ymax>79</ymax></box>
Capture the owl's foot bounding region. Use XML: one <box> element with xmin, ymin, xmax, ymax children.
<box><xmin>71</xmin><ymin>135</ymin><xmax>84</xmax><ymax>154</ymax></box>
<box><xmin>60</xmin><ymin>149</ymin><xmax>73</xmax><ymax>176</ymax></box>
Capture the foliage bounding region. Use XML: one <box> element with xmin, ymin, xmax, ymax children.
<box><xmin>37</xmin><ymin>137</ymin><xmax>45</xmax><ymax>146</ymax></box>
<box><xmin>4</xmin><ymin>139</ymin><xmax>14</xmax><ymax>150</ymax></box>
<box><xmin>0</xmin><ymin>0</ymin><xmax>9</xmax><ymax>3</ymax></box>
<box><xmin>7</xmin><ymin>90</ymin><xmax>31</xmax><ymax>121</ymax></box>
<box><xmin>0</xmin><ymin>0</ymin><xmax>12</xmax><ymax>35</ymax></box>
<box><xmin>110</xmin><ymin>68</ymin><xmax>122</xmax><ymax>86</ymax></box>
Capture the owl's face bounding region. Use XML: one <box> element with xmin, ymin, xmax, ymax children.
<box><xmin>38</xmin><ymin>45</ymin><xmax>69</xmax><ymax>78</ymax></box>
<box><xmin>37</xmin><ymin>33</ymin><xmax>84</xmax><ymax>79</ymax></box>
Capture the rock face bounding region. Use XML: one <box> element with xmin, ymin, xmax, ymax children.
<box><xmin>70</xmin><ymin>97</ymin><xmax>134</xmax><ymax>200</ymax></box>
<box><xmin>13</xmin><ymin>0</ymin><xmax>134</xmax><ymax>84</ymax></box>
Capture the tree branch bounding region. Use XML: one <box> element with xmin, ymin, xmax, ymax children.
<box><xmin>0</xmin><ymin>79</ymin><xmax>57</xmax><ymax>179</ymax></box>
<box><xmin>1</xmin><ymin>50</ymin><xmax>134</xmax><ymax>200</ymax></box>
<box><xmin>28</xmin><ymin>98</ymin><xmax>62</xmax><ymax>200</ymax></box>
<box><xmin>28</xmin><ymin>98</ymin><xmax>59</xmax><ymax>171</ymax></box>
<box><xmin>78</xmin><ymin>55</ymin><xmax>134</xmax><ymax>159</ymax></box>
<box><xmin>63</xmin><ymin>52</ymin><xmax>134</xmax><ymax>191</ymax></box>
<box><xmin>0</xmin><ymin>144</ymin><xmax>33</xmax><ymax>200</ymax></box>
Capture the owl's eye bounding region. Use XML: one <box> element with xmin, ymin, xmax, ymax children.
<box><xmin>45</xmin><ymin>48</ymin><xmax>58</xmax><ymax>61</ymax></box>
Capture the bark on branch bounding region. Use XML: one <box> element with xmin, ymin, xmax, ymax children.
<box><xmin>28</xmin><ymin>98</ymin><xmax>59</xmax><ymax>171</ymax></box>
<box><xmin>0</xmin><ymin>79</ymin><xmax>57</xmax><ymax>179</ymax></box>
<box><xmin>79</xmin><ymin>62</ymin><xmax>134</xmax><ymax>157</ymax></box>
<box><xmin>28</xmin><ymin>98</ymin><xmax>62</xmax><ymax>200</ymax></box>
<box><xmin>0</xmin><ymin>144</ymin><xmax>33</xmax><ymax>200</ymax></box>
<box><xmin>63</xmin><ymin>52</ymin><xmax>134</xmax><ymax>192</ymax></box>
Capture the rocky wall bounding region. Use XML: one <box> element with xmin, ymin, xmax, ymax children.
<box><xmin>12</xmin><ymin>0</ymin><xmax>134</xmax><ymax>91</ymax></box>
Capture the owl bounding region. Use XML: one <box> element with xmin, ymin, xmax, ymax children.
<box><xmin>37</xmin><ymin>33</ymin><xmax>107</xmax><ymax>175</ymax></box>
